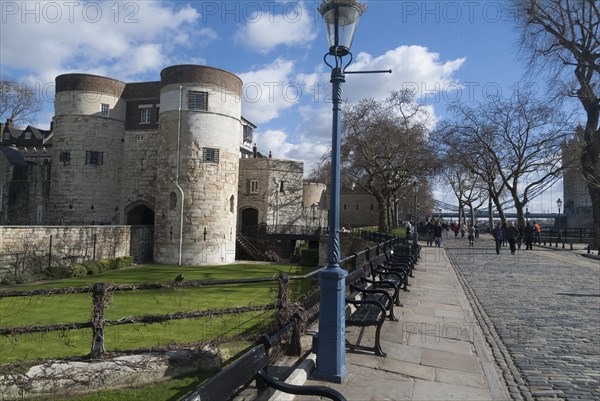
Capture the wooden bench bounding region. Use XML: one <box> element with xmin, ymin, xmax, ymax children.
<box><xmin>182</xmin><ymin>336</ymin><xmax>346</xmax><ymax>401</ymax></box>
<box><xmin>345</xmin><ymin>267</ymin><xmax>396</xmax><ymax>357</ymax></box>
<box><xmin>368</xmin><ymin>260</ymin><xmax>407</xmax><ymax>305</ymax></box>
<box><xmin>384</xmin><ymin>245</ymin><xmax>419</xmax><ymax>278</ymax></box>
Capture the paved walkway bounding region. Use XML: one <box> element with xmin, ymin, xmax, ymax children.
<box><xmin>275</xmin><ymin>245</ymin><xmax>512</xmax><ymax>401</ymax></box>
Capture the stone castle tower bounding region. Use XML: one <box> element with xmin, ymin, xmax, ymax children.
<box><xmin>50</xmin><ymin>74</ymin><xmax>127</xmax><ymax>225</ymax></box>
<box><xmin>48</xmin><ymin>65</ymin><xmax>245</xmax><ymax>264</ymax></box>
<box><xmin>154</xmin><ymin>65</ymin><xmax>242</xmax><ymax>264</ymax></box>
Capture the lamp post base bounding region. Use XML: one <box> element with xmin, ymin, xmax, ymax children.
<box><xmin>314</xmin><ymin>265</ymin><xmax>348</xmax><ymax>383</ymax></box>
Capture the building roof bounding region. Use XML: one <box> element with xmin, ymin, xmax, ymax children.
<box><xmin>1</xmin><ymin>123</ymin><xmax>52</xmax><ymax>148</ymax></box>
<box><xmin>0</xmin><ymin>145</ymin><xmax>28</xmax><ymax>167</ymax></box>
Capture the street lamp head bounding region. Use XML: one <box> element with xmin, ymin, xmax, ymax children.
<box><xmin>412</xmin><ymin>180</ymin><xmax>419</xmax><ymax>194</ymax></box>
<box><xmin>319</xmin><ymin>0</ymin><xmax>367</xmax><ymax>57</ymax></box>
<box><xmin>556</xmin><ymin>198</ymin><xmax>562</xmax><ymax>210</ymax></box>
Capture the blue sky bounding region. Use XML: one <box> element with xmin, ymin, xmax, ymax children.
<box><xmin>0</xmin><ymin>0</ymin><xmax>563</xmax><ymax>210</ymax></box>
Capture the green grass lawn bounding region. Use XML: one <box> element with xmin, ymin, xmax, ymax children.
<box><xmin>0</xmin><ymin>263</ymin><xmax>317</xmax><ymax>364</ymax></box>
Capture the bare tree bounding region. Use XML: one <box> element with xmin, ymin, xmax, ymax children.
<box><xmin>435</xmin><ymin>119</ymin><xmax>509</xmax><ymax>228</ymax></box>
<box><xmin>436</xmin><ymin>88</ymin><xmax>573</xmax><ymax>227</ymax></box>
<box><xmin>443</xmin><ymin>166</ymin><xmax>487</xmax><ymax>225</ymax></box>
<box><xmin>341</xmin><ymin>90</ymin><xmax>437</xmax><ymax>232</ymax></box>
<box><xmin>512</xmin><ymin>0</ymin><xmax>600</xmax><ymax>245</ymax></box>
<box><xmin>0</xmin><ymin>79</ymin><xmax>40</xmax><ymax>126</ymax></box>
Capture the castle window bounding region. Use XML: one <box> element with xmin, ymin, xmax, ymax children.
<box><xmin>169</xmin><ymin>191</ymin><xmax>177</xmax><ymax>210</ymax></box>
<box><xmin>135</xmin><ymin>134</ymin><xmax>145</xmax><ymax>142</ymax></box>
<box><xmin>230</xmin><ymin>195</ymin><xmax>235</xmax><ymax>213</ymax></box>
<box><xmin>202</xmin><ymin>147</ymin><xmax>219</xmax><ymax>163</ymax></box>
<box><xmin>3</xmin><ymin>132</ymin><xmax>9</xmax><ymax>140</ymax></box>
<box><xmin>371</xmin><ymin>204</ymin><xmax>374</xmax><ymax>210</ymax></box>
<box><xmin>139</xmin><ymin>107</ymin><xmax>151</xmax><ymax>124</ymax></box>
<box><xmin>356</xmin><ymin>204</ymin><xmax>359</xmax><ymax>210</ymax></box>
<box><xmin>250</xmin><ymin>180</ymin><xmax>259</xmax><ymax>194</ymax></box>
<box><xmin>100</xmin><ymin>103</ymin><xmax>109</xmax><ymax>117</ymax></box>
<box><xmin>344</xmin><ymin>204</ymin><xmax>347</xmax><ymax>210</ymax></box>
<box><xmin>85</xmin><ymin>151</ymin><xmax>104</xmax><ymax>165</ymax></box>
<box><xmin>279</xmin><ymin>180</ymin><xmax>285</xmax><ymax>193</ymax></box>
<box><xmin>24</xmin><ymin>132</ymin><xmax>32</xmax><ymax>139</ymax></box>
<box><xmin>59</xmin><ymin>151</ymin><xmax>70</xmax><ymax>165</ymax></box>
<box><xmin>188</xmin><ymin>91</ymin><xmax>208</xmax><ymax>111</ymax></box>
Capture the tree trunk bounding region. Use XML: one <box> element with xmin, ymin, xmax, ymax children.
<box><xmin>589</xmin><ymin>186</ymin><xmax>600</xmax><ymax>248</ymax></box>
<box><xmin>377</xmin><ymin>196</ymin><xmax>387</xmax><ymax>233</ymax></box>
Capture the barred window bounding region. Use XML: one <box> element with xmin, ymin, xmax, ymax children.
<box><xmin>100</xmin><ymin>103</ymin><xmax>109</xmax><ymax>117</ymax></box>
<box><xmin>202</xmin><ymin>147</ymin><xmax>219</xmax><ymax>163</ymax></box>
<box><xmin>188</xmin><ymin>91</ymin><xmax>208</xmax><ymax>111</ymax></box>
<box><xmin>250</xmin><ymin>180</ymin><xmax>259</xmax><ymax>194</ymax></box>
<box><xmin>85</xmin><ymin>151</ymin><xmax>104</xmax><ymax>165</ymax></box>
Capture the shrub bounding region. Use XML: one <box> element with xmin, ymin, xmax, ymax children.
<box><xmin>112</xmin><ymin>256</ymin><xmax>134</xmax><ymax>270</ymax></box>
<box><xmin>83</xmin><ymin>261</ymin><xmax>100</xmax><ymax>275</ymax></box>
<box><xmin>299</xmin><ymin>248</ymin><xmax>320</xmax><ymax>267</ymax></box>
<box><xmin>46</xmin><ymin>264</ymin><xmax>70</xmax><ymax>280</ymax></box>
<box><xmin>97</xmin><ymin>259</ymin><xmax>112</xmax><ymax>272</ymax></box>
<box><xmin>68</xmin><ymin>264</ymin><xmax>87</xmax><ymax>277</ymax></box>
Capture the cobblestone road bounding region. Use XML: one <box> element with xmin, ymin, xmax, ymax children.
<box><xmin>442</xmin><ymin>235</ymin><xmax>599</xmax><ymax>401</ymax></box>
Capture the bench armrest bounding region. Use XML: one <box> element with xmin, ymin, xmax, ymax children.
<box><xmin>348</xmin><ymin>286</ymin><xmax>393</xmax><ymax>307</ymax></box>
<box><xmin>361</xmin><ymin>277</ymin><xmax>398</xmax><ymax>291</ymax></box>
<box><xmin>346</xmin><ymin>298</ymin><xmax>387</xmax><ymax>314</ymax></box>
<box><xmin>258</xmin><ymin>370</ymin><xmax>347</xmax><ymax>401</ymax></box>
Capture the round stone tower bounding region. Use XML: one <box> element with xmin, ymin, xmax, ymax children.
<box><xmin>50</xmin><ymin>74</ymin><xmax>126</xmax><ymax>225</ymax></box>
<box><xmin>154</xmin><ymin>65</ymin><xmax>243</xmax><ymax>265</ymax></box>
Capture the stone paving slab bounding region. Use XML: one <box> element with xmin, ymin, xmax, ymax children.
<box><xmin>292</xmin><ymin>245</ymin><xmax>509</xmax><ymax>401</ymax></box>
<box><xmin>412</xmin><ymin>379</ymin><xmax>493</xmax><ymax>400</ymax></box>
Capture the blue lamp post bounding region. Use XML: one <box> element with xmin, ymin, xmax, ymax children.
<box><xmin>556</xmin><ymin>198</ymin><xmax>562</xmax><ymax>246</ymax></box>
<box><xmin>412</xmin><ymin>180</ymin><xmax>419</xmax><ymax>248</ymax></box>
<box><xmin>315</xmin><ymin>0</ymin><xmax>366</xmax><ymax>383</ymax></box>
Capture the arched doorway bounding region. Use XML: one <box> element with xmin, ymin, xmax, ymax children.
<box><xmin>241</xmin><ymin>208</ymin><xmax>259</xmax><ymax>237</ymax></box>
<box><xmin>126</xmin><ymin>203</ymin><xmax>155</xmax><ymax>225</ymax></box>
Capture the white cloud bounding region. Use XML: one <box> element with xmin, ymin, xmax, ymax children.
<box><xmin>237</xmin><ymin>58</ymin><xmax>298</xmax><ymax>125</ymax></box>
<box><xmin>261</xmin><ymin>46</ymin><xmax>465</xmax><ymax>175</ymax></box>
<box><xmin>234</xmin><ymin>2</ymin><xmax>318</xmax><ymax>53</ymax></box>
<box><xmin>0</xmin><ymin>2</ymin><xmax>201</xmax><ymax>81</ymax></box>
<box><xmin>253</xmin><ymin>128</ymin><xmax>329</xmax><ymax>175</ymax></box>
<box><xmin>342</xmin><ymin>45</ymin><xmax>465</xmax><ymax>104</ymax></box>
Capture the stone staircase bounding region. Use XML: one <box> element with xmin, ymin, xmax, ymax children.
<box><xmin>236</xmin><ymin>232</ymin><xmax>273</xmax><ymax>261</ymax></box>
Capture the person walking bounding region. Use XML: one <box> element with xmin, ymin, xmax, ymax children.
<box><xmin>467</xmin><ymin>223</ymin><xmax>476</xmax><ymax>246</ymax></box>
<box><xmin>524</xmin><ymin>222</ymin><xmax>534</xmax><ymax>250</ymax></box>
<box><xmin>493</xmin><ymin>222</ymin><xmax>504</xmax><ymax>255</ymax></box>
<box><xmin>434</xmin><ymin>222</ymin><xmax>443</xmax><ymax>247</ymax></box>
<box><xmin>533</xmin><ymin>222</ymin><xmax>542</xmax><ymax>244</ymax></box>
<box><xmin>505</xmin><ymin>221</ymin><xmax>519</xmax><ymax>255</ymax></box>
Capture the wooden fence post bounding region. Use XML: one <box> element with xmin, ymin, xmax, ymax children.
<box><xmin>91</xmin><ymin>282</ymin><xmax>107</xmax><ymax>359</ymax></box>
<box><xmin>48</xmin><ymin>235</ymin><xmax>53</xmax><ymax>269</ymax></box>
<box><xmin>277</xmin><ymin>273</ymin><xmax>289</xmax><ymax>328</ymax></box>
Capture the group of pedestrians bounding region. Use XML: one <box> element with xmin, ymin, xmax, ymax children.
<box><xmin>492</xmin><ymin>221</ymin><xmax>542</xmax><ymax>255</ymax></box>
<box><xmin>422</xmin><ymin>221</ymin><xmax>444</xmax><ymax>247</ymax></box>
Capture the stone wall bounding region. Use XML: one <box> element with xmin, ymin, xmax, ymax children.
<box><xmin>0</xmin><ymin>226</ymin><xmax>152</xmax><ymax>279</ymax></box>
